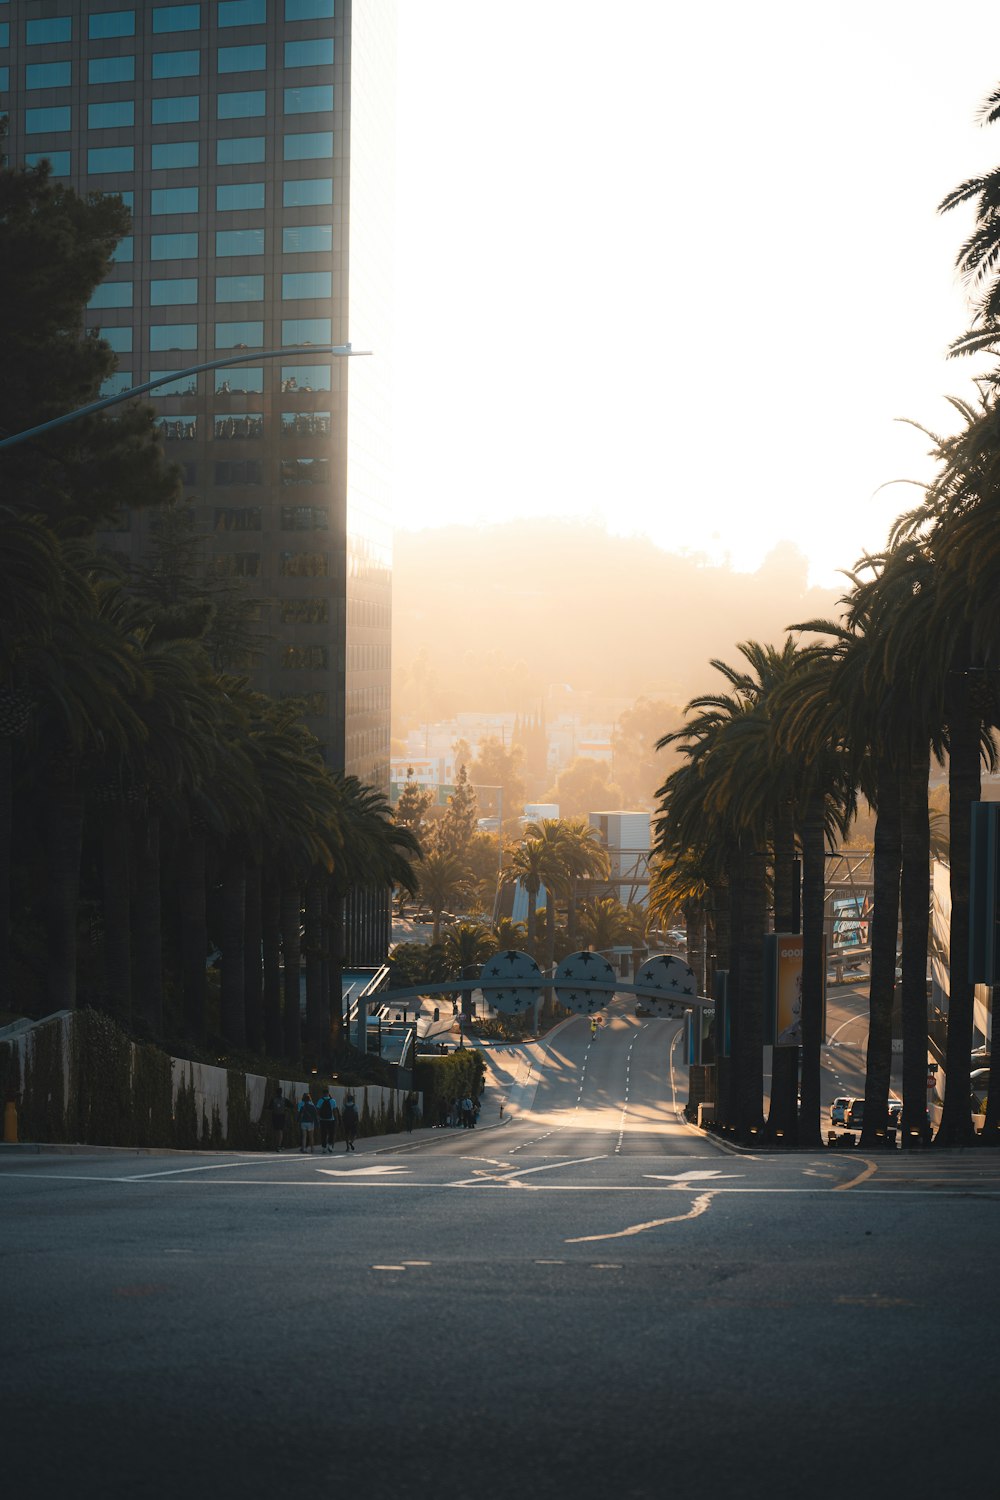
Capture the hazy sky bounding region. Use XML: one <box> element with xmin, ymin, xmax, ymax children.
<box><xmin>390</xmin><ymin>1</ymin><xmax>1000</xmax><ymax>587</ymax></box>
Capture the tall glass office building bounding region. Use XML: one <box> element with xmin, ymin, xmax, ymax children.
<box><xmin>0</xmin><ymin>0</ymin><xmax>395</xmax><ymax>959</ymax></box>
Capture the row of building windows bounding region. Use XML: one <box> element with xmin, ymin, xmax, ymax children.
<box><xmin>7</xmin><ymin>54</ymin><xmax>332</xmax><ymax>93</ymax></box>
<box><xmin>8</xmin><ymin>44</ymin><xmax>324</xmax><ymax>78</ymax></box>
<box><xmin>95</xmin><ymin>347</ymin><xmax>330</xmax><ymax>398</ymax></box>
<box><xmin>210</xmin><ymin>413</ymin><xmax>331</xmax><ymax>437</ymax></box>
<box><xmin>20</xmin><ymin>91</ymin><xmax>332</xmax><ymax>128</ymax></box>
<box><xmin>207</xmin><ymin>552</ymin><xmax>331</xmax><ymax>579</ymax></box>
<box><xmin>155</xmin><ymin>445</ymin><xmax>332</xmax><ymax>487</ymax></box>
<box><xmin>213</xmin><ymin>504</ymin><xmax>329</xmax><ymax>529</ymax></box>
<box><xmin>22</xmin><ymin>159</ymin><xmax>333</xmax><ymax>208</ymax></box>
<box><xmin>0</xmin><ymin>2</ymin><xmax>332</xmax><ymax>48</ymax></box>
<box><xmin>90</xmin><ymin>274</ymin><xmax>333</xmax><ymax>308</ymax></box>
<box><xmin>113</xmin><ymin>317</ymin><xmax>335</xmax><ymax>348</ymax></box>
<box><xmin>21</xmin><ymin>134</ymin><xmax>334</xmax><ymax>169</ymax></box>
<box><xmin>129</xmin><ymin>225</ymin><xmax>333</xmax><ymax>257</ymax></box>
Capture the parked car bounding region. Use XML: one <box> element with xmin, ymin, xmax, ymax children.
<box><xmin>830</xmin><ymin>1097</ymin><xmax>850</xmax><ymax>1125</ymax></box>
<box><xmin>887</xmin><ymin>1100</ymin><xmax>902</xmax><ymax>1131</ymax></box>
<box><xmin>845</xmin><ymin>1098</ymin><xmax>864</xmax><ymax>1129</ymax></box>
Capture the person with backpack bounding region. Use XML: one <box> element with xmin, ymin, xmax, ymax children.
<box><xmin>298</xmin><ymin>1090</ymin><xmax>319</xmax><ymax>1154</ymax></box>
<box><xmin>317</xmin><ymin>1087</ymin><xmax>339</xmax><ymax>1154</ymax></box>
<box><xmin>342</xmin><ymin>1094</ymin><xmax>359</xmax><ymax>1152</ymax></box>
<box><xmin>269</xmin><ymin>1087</ymin><xmax>289</xmax><ymax>1151</ymax></box>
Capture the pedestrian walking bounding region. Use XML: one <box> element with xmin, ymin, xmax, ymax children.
<box><xmin>404</xmin><ymin>1093</ymin><xmax>417</xmax><ymax>1133</ymax></box>
<box><xmin>269</xmin><ymin>1086</ymin><xmax>289</xmax><ymax>1151</ymax></box>
<box><xmin>317</xmin><ymin>1087</ymin><xmax>339</xmax><ymax>1153</ymax></box>
<box><xmin>342</xmin><ymin>1094</ymin><xmax>359</xmax><ymax>1152</ymax></box>
<box><xmin>298</xmin><ymin>1090</ymin><xmax>318</xmax><ymax>1153</ymax></box>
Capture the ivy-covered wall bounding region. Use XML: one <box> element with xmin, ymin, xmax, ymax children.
<box><xmin>0</xmin><ymin>1010</ymin><xmax>421</xmax><ymax>1151</ymax></box>
<box><xmin>413</xmin><ymin>1049</ymin><xmax>486</xmax><ymax>1127</ymax></box>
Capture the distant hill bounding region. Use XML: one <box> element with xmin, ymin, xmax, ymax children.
<box><xmin>391</xmin><ymin>519</ymin><xmax>842</xmax><ymax>727</ymax></box>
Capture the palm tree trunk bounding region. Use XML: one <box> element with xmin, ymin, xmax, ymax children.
<box><xmin>262</xmin><ymin>871</ymin><xmax>282</xmax><ymax>1056</ymax></box>
<box><xmin>280</xmin><ymin>883</ymin><xmax>302</xmax><ymax>1063</ymax></box>
<box><xmin>304</xmin><ymin>873</ymin><xmax>327</xmax><ymax>1055</ymax></box>
<box><xmin>131</xmin><ymin>810</ymin><xmax>163</xmax><ymax>1036</ymax></box>
<box><xmin>101</xmin><ymin>805</ymin><xmax>132</xmax><ymax>1028</ymax></box>
<box><xmin>0</xmin><ymin>738</ymin><xmax>13</xmax><ymax>1011</ymax></box>
<box><xmin>179</xmin><ymin>828</ymin><xmax>207</xmax><ymax>1044</ymax></box>
<box><xmin>899</xmin><ymin>743</ymin><xmax>932</xmax><ymax>1147</ymax></box>
<box><xmin>686</xmin><ymin>906</ymin><xmax>706</xmax><ymax>995</ymax></box>
<box><xmin>526</xmin><ymin>887</ymin><xmax>538</xmax><ymax>957</ymax></box>
<box><xmin>861</xmin><ymin>762</ymin><xmax>900</xmax><ymax>1146</ymax></box>
<box><xmin>798</xmin><ymin>787</ymin><xmax>826</xmax><ymax>1149</ymax></box>
<box><xmin>243</xmin><ymin>859</ymin><xmax>264</xmax><ymax>1055</ymax></box>
<box><xmin>772</xmin><ymin>801</ymin><xmax>797</xmax><ymax>933</ymax></box>
<box><xmin>329</xmin><ymin>884</ymin><xmax>345</xmax><ymax>1051</ymax></box>
<box><xmin>220</xmin><ymin>847</ymin><xmax>247</xmax><ymax>1050</ymax></box>
<box><xmin>734</xmin><ymin>842</ymin><xmax>766</xmax><ymax>1142</ymax></box>
<box><xmin>45</xmin><ymin>776</ymin><xmax>84</xmax><ymax>1012</ymax></box>
<box><xmin>938</xmin><ymin>670</ymin><xmax>979</xmax><ymax>1145</ymax></box>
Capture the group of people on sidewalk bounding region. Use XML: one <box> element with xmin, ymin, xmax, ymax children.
<box><xmin>436</xmin><ymin>1095</ymin><xmax>481</xmax><ymax>1128</ymax></box>
<box><xmin>267</xmin><ymin>1087</ymin><xmax>359</xmax><ymax>1154</ymax></box>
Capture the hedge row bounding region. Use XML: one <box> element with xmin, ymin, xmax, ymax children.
<box><xmin>413</xmin><ymin>1048</ymin><xmax>486</xmax><ymax>1126</ymax></box>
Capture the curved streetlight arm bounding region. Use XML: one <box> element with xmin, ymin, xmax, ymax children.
<box><xmin>0</xmin><ymin>343</ymin><xmax>371</xmax><ymax>451</ymax></box>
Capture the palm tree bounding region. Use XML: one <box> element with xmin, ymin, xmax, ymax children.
<box><xmin>579</xmin><ymin>896</ymin><xmax>630</xmax><ymax>953</ymax></box>
<box><xmin>556</xmin><ymin>818</ymin><xmax>610</xmax><ymax>949</ymax></box>
<box><xmin>501</xmin><ymin>837</ymin><xmax>547</xmax><ymax>958</ymax></box>
<box><xmin>440</xmin><ymin>920</ymin><xmax>497</xmax><ymax>1030</ymax></box>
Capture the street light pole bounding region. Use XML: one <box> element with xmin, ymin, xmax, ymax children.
<box><xmin>0</xmin><ymin>343</ymin><xmax>369</xmax><ymax>450</ymax></box>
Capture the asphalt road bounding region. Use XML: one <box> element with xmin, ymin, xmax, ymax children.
<box><xmin>4</xmin><ymin>999</ymin><xmax>998</xmax><ymax>1500</ymax></box>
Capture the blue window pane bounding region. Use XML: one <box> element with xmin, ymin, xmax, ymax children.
<box><xmin>282</xmin><ymin>271</ymin><xmax>331</xmax><ymax>299</ymax></box>
<box><xmin>150</xmin><ymin>370</ymin><xmax>199</xmax><ymax>395</ymax></box>
<box><xmin>111</xmin><ymin>236</ymin><xmax>134</xmax><ymax>263</ymax></box>
<box><xmin>151</xmin><ymin>186</ymin><xmax>199</xmax><ymax>213</ymax></box>
<box><xmin>24</xmin><ymin>151</ymin><xmax>71</xmax><ymax>176</ymax></box>
<box><xmin>218</xmin><ymin>0</ymin><xmax>265</xmax><ymax>25</ymax></box>
<box><xmin>216</xmin><ymin>136</ymin><xmax>264</xmax><ymax>165</ymax></box>
<box><xmin>26</xmin><ymin>17</ymin><xmax>72</xmax><ymax>44</ymax></box>
<box><xmin>216</xmin><ymin>275</ymin><xmax>264</xmax><ymax>302</ymax></box>
<box><xmin>151</xmin><ymin>232</ymin><xmax>199</xmax><ymax>258</ymax></box>
<box><xmin>284</xmin><ymin>132</ymin><xmax>332</xmax><ymax>161</ymax></box>
<box><xmin>284</xmin><ymin>38</ymin><xmax>333</xmax><ymax>68</ymax></box>
<box><xmin>217</xmin><ymin>90</ymin><xmax>265</xmax><ymax>119</ymax></box>
<box><xmin>282</xmin><ymin>224</ymin><xmax>332</xmax><ymax>254</ymax></box>
<box><xmin>218</xmin><ymin>44</ymin><xmax>265</xmax><ymax>73</ymax></box>
<box><xmin>153</xmin><ymin>5</ymin><xmax>201</xmax><ymax>31</ymax></box>
<box><xmin>216</xmin><ymin>228</ymin><xmax>264</xmax><ymax>256</ymax></box>
<box><xmin>89</xmin><ymin>282</ymin><xmax>133</xmax><ymax>309</ymax></box>
<box><xmin>100</xmin><ymin>371</ymin><xmax>133</xmax><ymax>397</ymax></box>
<box><xmin>285</xmin><ymin>0</ymin><xmax>333</xmax><ymax>18</ymax></box>
<box><xmin>152</xmin><ymin>50</ymin><xmax>200</xmax><ymax>78</ymax></box>
<box><xmin>151</xmin><ymin>278</ymin><xmax>198</xmax><ymax>305</ymax></box>
<box><xmin>89</xmin><ymin>55</ymin><xmax>135</xmax><ymax>83</ymax></box>
<box><xmin>152</xmin><ymin>95</ymin><xmax>200</xmax><ymax>124</ymax></box>
<box><xmin>216</xmin><ymin>182</ymin><xmax>264</xmax><ymax>210</ymax></box>
<box><xmin>26</xmin><ymin>107</ymin><xmax>71</xmax><ymax>134</ymax></box>
<box><xmin>150</xmin><ymin>323</ymin><xmax>198</xmax><ymax>350</ymax></box>
<box><xmin>114</xmin><ymin>191</ymin><xmax>134</xmax><ymax>209</ymax></box>
<box><xmin>0</xmin><ymin>23</ymin><xmax>7</xmax><ymax>46</ymax></box>
<box><xmin>100</xmin><ymin>327</ymin><xmax>133</xmax><ymax>352</ymax></box>
<box><xmin>0</xmin><ymin>67</ymin><xmax>7</xmax><ymax>89</ymax></box>
<box><xmin>282</xmin><ymin>177</ymin><xmax>332</xmax><ymax>207</ymax></box>
<box><xmin>283</xmin><ymin>85</ymin><xmax>333</xmax><ymax>114</ymax></box>
<box><xmin>88</xmin><ymin>101</ymin><xmax>135</xmax><ymax>129</ymax></box>
<box><xmin>282</xmin><ymin>318</ymin><xmax>330</xmax><ymax>345</ymax></box>
<box><xmin>88</xmin><ymin>11</ymin><xmax>134</xmax><ymax>38</ymax></box>
<box><xmin>152</xmin><ymin>140</ymin><xmax>199</xmax><ymax>168</ymax></box>
<box><xmin>216</xmin><ymin>321</ymin><xmax>263</xmax><ymax>348</ymax></box>
<box><xmin>88</xmin><ymin>146</ymin><xmax>134</xmax><ymax>172</ymax></box>
<box><xmin>280</xmin><ymin>364</ymin><xmax>331</xmax><ymax>392</ymax></box>
<box><xmin>216</xmin><ymin>366</ymin><xmax>263</xmax><ymax>392</ymax></box>
<box><xmin>26</xmin><ymin>61</ymin><xmax>71</xmax><ymax>88</ymax></box>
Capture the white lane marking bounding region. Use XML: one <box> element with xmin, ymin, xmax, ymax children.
<box><xmin>317</xmin><ymin>1164</ymin><xmax>410</xmax><ymax>1177</ymax></box>
<box><xmin>121</xmin><ymin>1156</ymin><xmax>297</xmax><ymax>1182</ymax></box>
<box><xmin>372</xmin><ymin>1264</ymin><xmax>407</xmax><ymax>1271</ymax></box>
<box><xmin>452</xmin><ymin>1154</ymin><xmax>607</xmax><ymax>1187</ymax></box>
<box><xmin>565</xmin><ymin>1191</ymin><xmax>716</xmax><ymax>1242</ymax></box>
<box><xmin>615</xmin><ymin>1030</ymin><xmax>642</xmax><ymax>1153</ymax></box>
<box><xmin>643</xmin><ymin>1169</ymin><xmax>743</xmax><ymax>1182</ymax></box>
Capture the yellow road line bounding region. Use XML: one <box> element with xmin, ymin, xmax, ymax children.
<box><xmin>834</xmin><ymin>1156</ymin><xmax>879</xmax><ymax>1191</ymax></box>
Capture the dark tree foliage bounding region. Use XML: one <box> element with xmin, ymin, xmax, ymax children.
<box><xmin>0</xmin><ymin>155</ymin><xmax>178</xmax><ymax>533</ymax></box>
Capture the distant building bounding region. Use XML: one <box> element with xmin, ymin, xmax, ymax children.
<box><xmin>589</xmin><ymin>811</ymin><xmax>651</xmax><ymax>906</ymax></box>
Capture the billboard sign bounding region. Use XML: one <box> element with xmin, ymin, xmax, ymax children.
<box><xmin>832</xmin><ymin>892</ymin><xmax>872</xmax><ymax>950</ymax></box>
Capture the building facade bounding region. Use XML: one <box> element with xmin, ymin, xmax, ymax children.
<box><xmin>1</xmin><ymin>0</ymin><xmax>395</xmax><ymax>958</ymax></box>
